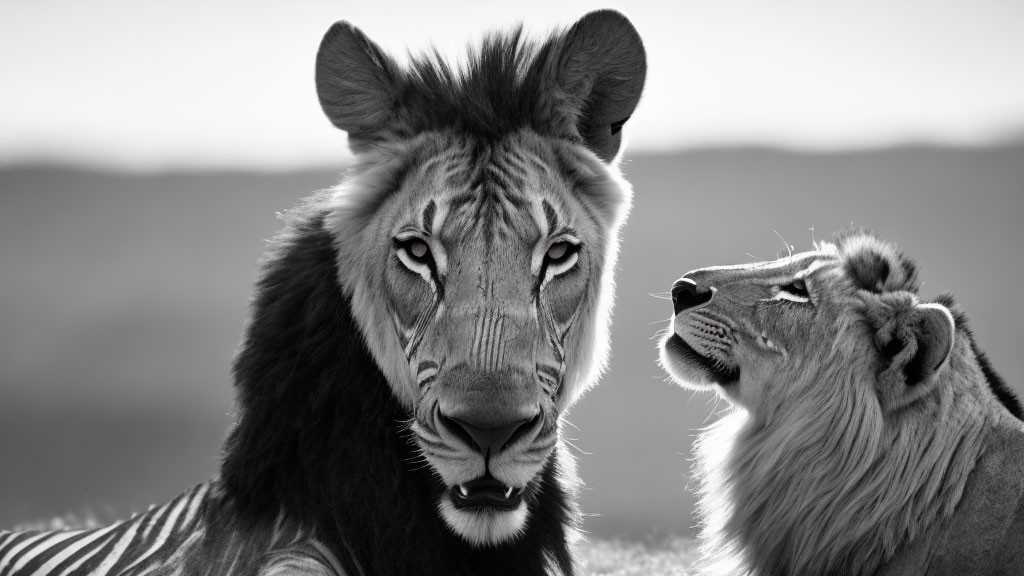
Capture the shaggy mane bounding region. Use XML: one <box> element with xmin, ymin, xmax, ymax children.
<box><xmin>696</xmin><ymin>348</ymin><xmax>991</xmax><ymax>575</ymax></box>
<box><xmin>397</xmin><ymin>27</ymin><xmax>557</xmax><ymax>141</ymax></box>
<box><xmin>936</xmin><ymin>293</ymin><xmax>1024</xmax><ymax>420</ymax></box>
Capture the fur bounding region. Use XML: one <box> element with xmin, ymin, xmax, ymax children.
<box><xmin>660</xmin><ymin>231</ymin><xmax>1024</xmax><ymax>576</ymax></box>
<box><xmin>217</xmin><ymin>11</ymin><xmax>645</xmax><ymax>573</ymax></box>
<box><xmin>326</xmin><ymin>135</ymin><xmax>634</xmax><ymax>414</ymax></box>
<box><xmin>217</xmin><ymin>204</ymin><xmax>579</xmax><ymax>575</ymax></box>
<box><xmin>1</xmin><ymin>12</ymin><xmax>646</xmax><ymax>576</ymax></box>
<box><xmin>316</xmin><ymin>11</ymin><xmax>646</xmax><ymax>161</ymax></box>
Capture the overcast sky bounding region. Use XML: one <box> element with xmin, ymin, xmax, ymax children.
<box><xmin>2</xmin><ymin>0</ymin><xmax>1023</xmax><ymax>169</ymax></box>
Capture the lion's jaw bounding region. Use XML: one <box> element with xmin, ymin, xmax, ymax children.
<box><xmin>408</xmin><ymin>387</ymin><xmax>560</xmax><ymax>546</ymax></box>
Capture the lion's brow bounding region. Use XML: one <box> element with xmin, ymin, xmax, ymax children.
<box><xmin>422</xmin><ymin>200</ymin><xmax>437</xmax><ymax>235</ymax></box>
<box><xmin>541</xmin><ymin>199</ymin><xmax>559</xmax><ymax>234</ymax></box>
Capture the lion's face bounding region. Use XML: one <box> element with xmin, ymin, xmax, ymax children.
<box><xmin>660</xmin><ymin>246</ymin><xmax>845</xmax><ymax>410</ymax></box>
<box><xmin>311</xmin><ymin>9</ymin><xmax>645</xmax><ymax>548</ymax></box>
<box><xmin>329</xmin><ymin>132</ymin><xmax>629</xmax><ymax>545</ymax></box>
<box><xmin>660</xmin><ymin>234</ymin><xmax>956</xmax><ymax>416</ymax></box>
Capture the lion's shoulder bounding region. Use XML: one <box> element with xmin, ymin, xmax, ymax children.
<box><xmin>947</xmin><ymin>418</ymin><xmax>1024</xmax><ymax>572</ymax></box>
<box><xmin>996</xmin><ymin>487</ymin><xmax>1024</xmax><ymax>571</ymax></box>
<box><xmin>883</xmin><ymin>417</ymin><xmax>1024</xmax><ymax>575</ymax></box>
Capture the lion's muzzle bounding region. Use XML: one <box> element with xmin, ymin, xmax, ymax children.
<box><xmin>663</xmin><ymin>274</ymin><xmax>740</xmax><ymax>386</ymax></box>
<box><xmin>672</xmin><ymin>277</ymin><xmax>715</xmax><ymax>314</ymax></box>
<box><xmin>437</xmin><ymin>412</ymin><xmax>540</xmax><ymax>457</ymax></box>
<box><xmin>420</xmin><ymin>363</ymin><xmax>550</xmax><ymax>502</ymax></box>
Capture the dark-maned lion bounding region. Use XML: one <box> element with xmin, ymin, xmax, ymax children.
<box><xmin>0</xmin><ymin>11</ymin><xmax>646</xmax><ymax>576</ymax></box>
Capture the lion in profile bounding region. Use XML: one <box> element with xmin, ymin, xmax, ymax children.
<box><xmin>659</xmin><ymin>231</ymin><xmax>1024</xmax><ymax>575</ymax></box>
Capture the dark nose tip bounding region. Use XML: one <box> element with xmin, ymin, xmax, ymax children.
<box><xmin>440</xmin><ymin>414</ymin><xmax>539</xmax><ymax>455</ymax></box>
<box><xmin>671</xmin><ymin>278</ymin><xmax>714</xmax><ymax>314</ymax></box>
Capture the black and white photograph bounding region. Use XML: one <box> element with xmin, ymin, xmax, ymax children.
<box><xmin>2</xmin><ymin>1</ymin><xmax>1023</xmax><ymax>574</ymax></box>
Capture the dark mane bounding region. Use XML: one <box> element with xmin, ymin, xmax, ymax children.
<box><xmin>395</xmin><ymin>27</ymin><xmax>561</xmax><ymax>142</ymax></box>
<box><xmin>936</xmin><ymin>294</ymin><xmax>1023</xmax><ymax>420</ymax></box>
<box><xmin>215</xmin><ymin>196</ymin><xmax>576</xmax><ymax>575</ymax></box>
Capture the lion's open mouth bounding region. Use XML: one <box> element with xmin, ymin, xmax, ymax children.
<box><xmin>449</xmin><ymin>475</ymin><xmax>525</xmax><ymax>512</ymax></box>
<box><xmin>666</xmin><ymin>333</ymin><xmax>740</xmax><ymax>385</ymax></box>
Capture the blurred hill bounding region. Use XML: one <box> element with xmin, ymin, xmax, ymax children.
<box><xmin>2</xmin><ymin>143</ymin><xmax>1022</xmax><ymax>538</ymax></box>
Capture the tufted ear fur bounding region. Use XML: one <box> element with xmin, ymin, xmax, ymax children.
<box><xmin>315</xmin><ymin>21</ymin><xmax>403</xmax><ymax>152</ymax></box>
<box><xmin>866</xmin><ymin>296</ymin><xmax>956</xmax><ymax>410</ymax></box>
<box><xmin>838</xmin><ymin>232</ymin><xmax>920</xmax><ymax>293</ymax></box>
<box><xmin>548</xmin><ymin>10</ymin><xmax>647</xmax><ymax>163</ymax></box>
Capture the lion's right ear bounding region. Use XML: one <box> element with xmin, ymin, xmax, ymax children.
<box><xmin>869</xmin><ymin>297</ymin><xmax>956</xmax><ymax>410</ymax></box>
<box><xmin>315</xmin><ymin>22</ymin><xmax>403</xmax><ymax>152</ymax></box>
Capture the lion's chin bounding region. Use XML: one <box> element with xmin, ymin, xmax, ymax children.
<box><xmin>438</xmin><ymin>496</ymin><xmax>529</xmax><ymax>546</ymax></box>
<box><xmin>660</xmin><ymin>333</ymin><xmax>740</xmax><ymax>389</ymax></box>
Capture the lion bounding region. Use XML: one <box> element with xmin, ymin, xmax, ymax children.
<box><xmin>0</xmin><ymin>10</ymin><xmax>647</xmax><ymax>576</ymax></box>
<box><xmin>658</xmin><ymin>231</ymin><xmax>1024</xmax><ymax>575</ymax></box>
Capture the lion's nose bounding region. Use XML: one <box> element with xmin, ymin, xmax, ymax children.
<box><xmin>672</xmin><ymin>278</ymin><xmax>714</xmax><ymax>314</ymax></box>
<box><xmin>439</xmin><ymin>413</ymin><xmax>539</xmax><ymax>455</ymax></box>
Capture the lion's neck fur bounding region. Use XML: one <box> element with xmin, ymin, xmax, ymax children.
<box><xmin>696</xmin><ymin>346</ymin><xmax>996</xmax><ymax>576</ymax></box>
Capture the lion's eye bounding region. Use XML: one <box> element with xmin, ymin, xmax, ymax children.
<box><xmin>546</xmin><ymin>242</ymin><xmax>571</xmax><ymax>262</ymax></box>
<box><xmin>773</xmin><ymin>278</ymin><xmax>811</xmax><ymax>303</ymax></box>
<box><xmin>782</xmin><ymin>279</ymin><xmax>808</xmax><ymax>296</ymax></box>
<box><xmin>543</xmin><ymin>241</ymin><xmax>580</xmax><ymax>269</ymax></box>
<box><xmin>408</xmin><ymin>240</ymin><xmax>429</xmax><ymax>260</ymax></box>
<box><xmin>396</xmin><ymin>238</ymin><xmax>433</xmax><ymax>266</ymax></box>
<box><xmin>539</xmin><ymin>239</ymin><xmax>581</xmax><ymax>284</ymax></box>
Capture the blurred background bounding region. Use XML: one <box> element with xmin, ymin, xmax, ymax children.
<box><xmin>2</xmin><ymin>0</ymin><xmax>1023</xmax><ymax>541</ymax></box>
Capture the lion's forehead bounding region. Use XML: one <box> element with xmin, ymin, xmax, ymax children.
<box><xmin>437</xmin><ymin>192</ymin><xmax>542</xmax><ymax>248</ymax></box>
<box><xmin>693</xmin><ymin>247</ymin><xmax>841</xmax><ymax>284</ymax></box>
<box><xmin>393</xmin><ymin>138</ymin><xmax>587</xmax><ymax>241</ymax></box>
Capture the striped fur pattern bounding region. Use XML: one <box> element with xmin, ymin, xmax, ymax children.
<box><xmin>659</xmin><ymin>231</ymin><xmax>1024</xmax><ymax>575</ymax></box>
<box><xmin>0</xmin><ymin>482</ymin><xmax>347</xmax><ymax>576</ymax></box>
<box><xmin>315</xmin><ymin>10</ymin><xmax>644</xmax><ymax>554</ymax></box>
<box><xmin>327</xmin><ymin>101</ymin><xmax>632</xmax><ymax>549</ymax></box>
<box><xmin>3</xmin><ymin>11</ymin><xmax>646</xmax><ymax>576</ymax></box>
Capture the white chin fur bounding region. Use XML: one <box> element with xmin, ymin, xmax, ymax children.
<box><xmin>438</xmin><ymin>497</ymin><xmax>529</xmax><ymax>546</ymax></box>
<box><xmin>659</xmin><ymin>339</ymin><xmax>715</xmax><ymax>390</ymax></box>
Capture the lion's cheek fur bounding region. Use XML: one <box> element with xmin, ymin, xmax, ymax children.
<box><xmin>344</xmin><ymin>274</ymin><xmax>419</xmax><ymax>408</ymax></box>
<box><xmin>326</xmin><ymin>152</ymin><xmax>425</xmax><ymax>410</ymax></box>
<box><xmin>555</xmin><ymin>160</ymin><xmax>632</xmax><ymax>412</ymax></box>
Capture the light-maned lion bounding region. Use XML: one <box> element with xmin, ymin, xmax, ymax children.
<box><xmin>659</xmin><ymin>232</ymin><xmax>1024</xmax><ymax>576</ymax></box>
<box><xmin>0</xmin><ymin>11</ymin><xmax>646</xmax><ymax>576</ymax></box>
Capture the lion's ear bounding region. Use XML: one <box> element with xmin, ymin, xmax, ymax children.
<box><xmin>547</xmin><ymin>10</ymin><xmax>647</xmax><ymax>163</ymax></box>
<box><xmin>872</xmin><ymin>300</ymin><xmax>956</xmax><ymax>409</ymax></box>
<box><xmin>838</xmin><ymin>232</ymin><xmax>919</xmax><ymax>293</ymax></box>
<box><xmin>315</xmin><ymin>21</ymin><xmax>403</xmax><ymax>152</ymax></box>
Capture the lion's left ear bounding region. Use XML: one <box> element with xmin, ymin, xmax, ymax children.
<box><xmin>547</xmin><ymin>10</ymin><xmax>647</xmax><ymax>163</ymax></box>
<box><xmin>872</xmin><ymin>300</ymin><xmax>956</xmax><ymax>409</ymax></box>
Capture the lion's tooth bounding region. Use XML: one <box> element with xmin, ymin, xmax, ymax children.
<box><xmin>459</xmin><ymin>485</ymin><xmax>469</xmax><ymax>497</ymax></box>
<box><xmin>504</xmin><ymin>486</ymin><xmax>514</xmax><ymax>498</ymax></box>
